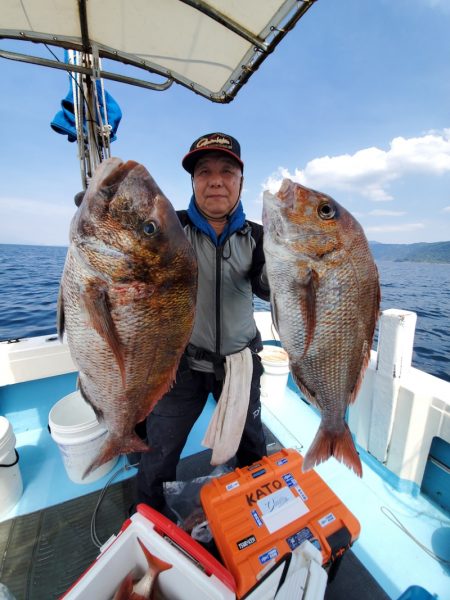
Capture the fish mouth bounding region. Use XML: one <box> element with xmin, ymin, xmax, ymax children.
<box><xmin>263</xmin><ymin>188</ymin><xmax>304</xmax><ymax>244</ymax></box>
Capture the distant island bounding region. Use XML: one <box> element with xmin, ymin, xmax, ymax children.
<box><xmin>369</xmin><ymin>241</ymin><xmax>450</xmax><ymax>263</ymax></box>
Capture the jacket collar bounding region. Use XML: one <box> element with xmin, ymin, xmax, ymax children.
<box><xmin>187</xmin><ymin>195</ymin><xmax>247</xmax><ymax>246</ymax></box>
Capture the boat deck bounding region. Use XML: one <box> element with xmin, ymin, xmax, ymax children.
<box><xmin>261</xmin><ymin>386</ymin><xmax>450</xmax><ymax>600</ymax></box>
<box><xmin>0</xmin><ymin>432</ymin><xmax>389</xmax><ymax>600</ymax></box>
<box><xmin>1</xmin><ymin>359</ymin><xmax>449</xmax><ymax>599</ymax></box>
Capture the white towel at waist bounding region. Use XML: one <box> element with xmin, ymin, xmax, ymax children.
<box><xmin>202</xmin><ymin>347</ymin><xmax>254</xmax><ymax>466</ymax></box>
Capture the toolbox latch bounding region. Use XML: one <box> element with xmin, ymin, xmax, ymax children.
<box><xmin>326</xmin><ymin>525</ymin><xmax>352</xmax><ymax>582</ymax></box>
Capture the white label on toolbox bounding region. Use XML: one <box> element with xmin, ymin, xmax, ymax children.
<box><xmin>258</xmin><ymin>487</ymin><xmax>309</xmax><ymax>534</ymax></box>
<box><xmin>319</xmin><ymin>512</ymin><xmax>336</xmax><ymax>527</ymax></box>
<box><xmin>259</xmin><ymin>547</ymin><xmax>279</xmax><ymax>565</ymax></box>
<box><xmin>226</xmin><ymin>480</ymin><xmax>239</xmax><ymax>491</ymax></box>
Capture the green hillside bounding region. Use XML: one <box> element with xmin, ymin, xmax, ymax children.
<box><xmin>369</xmin><ymin>241</ymin><xmax>450</xmax><ymax>263</ymax></box>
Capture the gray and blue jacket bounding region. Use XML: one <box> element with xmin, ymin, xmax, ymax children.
<box><xmin>177</xmin><ymin>197</ymin><xmax>270</xmax><ymax>373</ymax></box>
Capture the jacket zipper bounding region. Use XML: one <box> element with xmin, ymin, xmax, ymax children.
<box><xmin>215</xmin><ymin>245</ymin><xmax>222</xmax><ymax>355</ymax></box>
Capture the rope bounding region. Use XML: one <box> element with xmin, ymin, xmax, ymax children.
<box><xmin>46</xmin><ymin>45</ymin><xmax>103</xmax><ymax>188</ymax></box>
<box><xmin>90</xmin><ymin>460</ymin><xmax>139</xmax><ymax>549</ymax></box>
<box><xmin>380</xmin><ymin>505</ymin><xmax>450</xmax><ymax>566</ymax></box>
<box><xmin>95</xmin><ymin>61</ymin><xmax>112</xmax><ymax>158</ymax></box>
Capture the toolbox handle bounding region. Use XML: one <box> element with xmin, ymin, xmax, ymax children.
<box><xmin>136</xmin><ymin>504</ymin><xmax>236</xmax><ymax>593</ymax></box>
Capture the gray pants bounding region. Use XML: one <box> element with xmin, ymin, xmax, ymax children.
<box><xmin>136</xmin><ymin>352</ymin><xmax>266</xmax><ymax>510</ymax></box>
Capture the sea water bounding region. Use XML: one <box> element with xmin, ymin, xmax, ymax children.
<box><xmin>1</xmin><ymin>243</ymin><xmax>449</xmax><ymax>382</ymax></box>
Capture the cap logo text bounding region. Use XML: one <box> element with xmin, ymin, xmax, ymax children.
<box><xmin>196</xmin><ymin>135</ymin><xmax>232</xmax><ymax>149</ymax></box>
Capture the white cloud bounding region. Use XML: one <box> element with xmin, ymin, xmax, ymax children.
<box><xmin>262</xmin><ymin>129</ymin><xmax>450</xmax><ymax>202</ymax></box>
<box><xmin>443</xmin><ymin>206</ymin><xmax>450</xmax><ymax>213</ymax></box>
<box><xmin>365</xmin><ymin>223</ymin><xmax>425</xmax><ymax>233</ymax></box>
<box><xmin>420</xmin><ymin>0</ymin><xmax>450</xmax><ymax>14</ymax></box>
<box><xmin>369</xmin><ymin>209</ymin><xmax>406</xmax><ymax>217</ymax></box>
<box><xmin>262</xmin><ymin>168</ymin><xmax>300</xmax><ymax>195</ymax></box>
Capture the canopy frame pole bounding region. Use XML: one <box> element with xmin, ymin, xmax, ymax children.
<box><xmin>81</xmin><ymin>50</ymin><xmax>102</xmax><ymax>184</ymax></box>
<box><xmin>68</xmin><ymin>50</ymin><xmax>88</xmax><ymax>190</ymax></box>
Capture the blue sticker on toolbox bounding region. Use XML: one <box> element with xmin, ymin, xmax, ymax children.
<box><xmin>251</xmin><ymin>468</ymin><xmax>266</xmax><ymax>478</ymax></box>
<box><xmin>276</xmin><ymin>458</ymin><xmax>288</xmax><ymax>466</ymax></box>
<box><xmin>282</xmin><ymin>473</ymin><xmax>296</xmax><ymax>487</ymax></box>
<box><xmin>259</xmin><ymin>548</ymin><xmax>279</xmax><ymax>565</ymax></box>
<box><xmin>282</xmin><ymin>473</ymin><xmax>308</xmax><ymax>501</ymax></box>
<box><xmin>225</xmin><ymin>481</ymin><xmax>239</xmax><ymax>491</ymax></box>
<box><xmin>251</xmin><ymin>510</ymin><xmax>263</xmax><ymax>527</ymax></box>
<box><xmin>287</xmin><ymin>527</ymin><xmax>321</xmax><ymax>552</ymax></box>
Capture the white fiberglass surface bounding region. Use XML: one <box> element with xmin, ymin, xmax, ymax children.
<box><xmin>261</xmin><ymin>387</ymin><xmax>450</xmax><ymax>600</ymax></box>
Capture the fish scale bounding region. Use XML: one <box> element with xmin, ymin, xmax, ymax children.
<box><xmin>263</xmin><ymin>179</ymin><xmax>380</xmax><ymax>477</ymax></box>
<box><xmin>58</xmin><ymin>158</ymin><xmax>197</xmax><ymax>478</ymax></box>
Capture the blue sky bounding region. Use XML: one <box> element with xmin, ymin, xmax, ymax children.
<box><xmin>1</xmin><ymin>0</ymin><xmax>449</xmax><ymax>246</ymax></box>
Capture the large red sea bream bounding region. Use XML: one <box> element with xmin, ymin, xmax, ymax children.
<box><xmin>263</xmin><ymin>179</ymin><xmax>380</xmax><ymax>476</ymax></box>
<box><xmin>58</xmin><ymin>158</ymin><xmax>197</xmax><ymax>477</ymax></box>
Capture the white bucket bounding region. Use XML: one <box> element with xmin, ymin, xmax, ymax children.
<box><xmin>49</xmin><ymin>391</ymin><xmax>118</xmax><ymax>484</ymax></box>
<box><xmin>0</xmin><ymin>416</ymin><xmax>23</xmax><ymax>518</ymax></box>
<box><xmin>259</xmin><ymin>345</ymin><xmax>290</xmax><ymax>403</ymax></box>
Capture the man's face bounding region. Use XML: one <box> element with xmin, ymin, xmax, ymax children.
<box><xmin>193</xmin><ymin>152</ymin><xmax>243</xmax><ymax>219</ymax></box>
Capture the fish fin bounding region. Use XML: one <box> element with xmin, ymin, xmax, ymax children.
<box><xmin>78</xmin><ymin>378</ymin><xmax>106</xmax><ymax>423</ymax></box>
<box><xmin>348</xmin><ymin>272</ymin><xmax>380</xmax><ymax>405</ymax></box>
<box><xmin>348</xmin><ymin>339</ymin><xmax>371</xmax><ymax>405</ymax></box>
<box><xmin>271</xmin><ymin>266</ymin><xmax>318</xmax><ymax>351</ymax></box>
<box><xmin>112</xmin><ymin>572</ymin><xmax>134</xmax><ymax>600</ymax></box>
<box><xmin>56</xmin><ymin>284</ymin><xmax>65</xmax><ymax>341</ymax></box>
<box><xmin>82</xmin><ymin>279</ymin><xmax>127</xmax><ymax>387</ymax></box>
<box><xmin>300</xmin><ymin>269</ymin><xmax>319</xmax><ymax>357</ymax></box>
<box><xmin>270</xmin><ymin>296</ymin><xmax>281</xmax><ymax>335</ymax></box>
<box><xmin>131</xmin><ymin>538</ymin><xmax>172</xmax><ymax>598</ymax></box>
<box><xmin>291</xmin><ymin>371</ymin><xmax>316</xmax><ymax>406</ymax></box>
<box><xmin>137</xmin><ymin>537</ymin><xmax>172</xmax><ymax>576</ymax></box>
<box><xmin>302</xmin><ymin>422</ymin><xmax>362</xmax><ymax>477</ymax></box>
<box><xmin>82</xmin><ymin>433</ymin><xmax>150</xmax><ymax>479</ymax></box>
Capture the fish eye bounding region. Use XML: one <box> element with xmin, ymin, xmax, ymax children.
<box><xmin>143</xmin><ymin>221</ymin><xmax>158</xmax><ymax>236</ymax></box>
<box><xmin>318</xmin><ymin>202</ymin><xmax>336</xmax><ymax>220</ymax></box>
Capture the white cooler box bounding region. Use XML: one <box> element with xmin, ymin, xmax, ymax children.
<box><xmin>61</xmin><ymin>504</ymin><xmax>327</xmax><ymax>600</ymax></box>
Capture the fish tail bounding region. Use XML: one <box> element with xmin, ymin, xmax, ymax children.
<box><xmin>137</xmin><ymin>537</ymin><xmax>172</xmax><ymax>575</ymax></box>
<box><xmin>82</xmin><ymin>433</ymin><xmax>150</xmax><ymax>479</ymax></box>
<box><xmin>302</xmin><ymin>423</ymin><xmax>362</xmax><ymax>477</ymax></box>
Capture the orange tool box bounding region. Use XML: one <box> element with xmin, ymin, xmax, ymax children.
<box><xmin>200</xmin><ymin>448</ymin><xmax>360</xmax><ymax>599</ymax></box>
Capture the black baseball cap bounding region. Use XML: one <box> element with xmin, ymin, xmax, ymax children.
<box><xmin>182</xmin><ymin>132</ymin><xmax>244</xmax><ymax>175</ymax></box>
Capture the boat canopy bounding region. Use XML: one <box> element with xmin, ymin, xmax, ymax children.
<box><xmin>0</xmin><ymin>0</ymin><xmax>314</xmax><ymax>103</ymax></box>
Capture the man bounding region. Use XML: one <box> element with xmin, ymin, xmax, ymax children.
<box><xmin>136</xmin><ymin>132</ymin><xmax>270</xmax><ymax>514</ymax></box>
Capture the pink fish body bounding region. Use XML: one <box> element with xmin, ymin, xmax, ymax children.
<box><xmin>263</xmin><ymin>179</ymin><xmax>380</xmax><ymax>476</ymax></box>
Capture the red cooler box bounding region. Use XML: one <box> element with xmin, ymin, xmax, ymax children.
<box><xmin>200</xmin><ymin>448</ymin><xmax>360</xmax><ymax>598</ymax></box>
